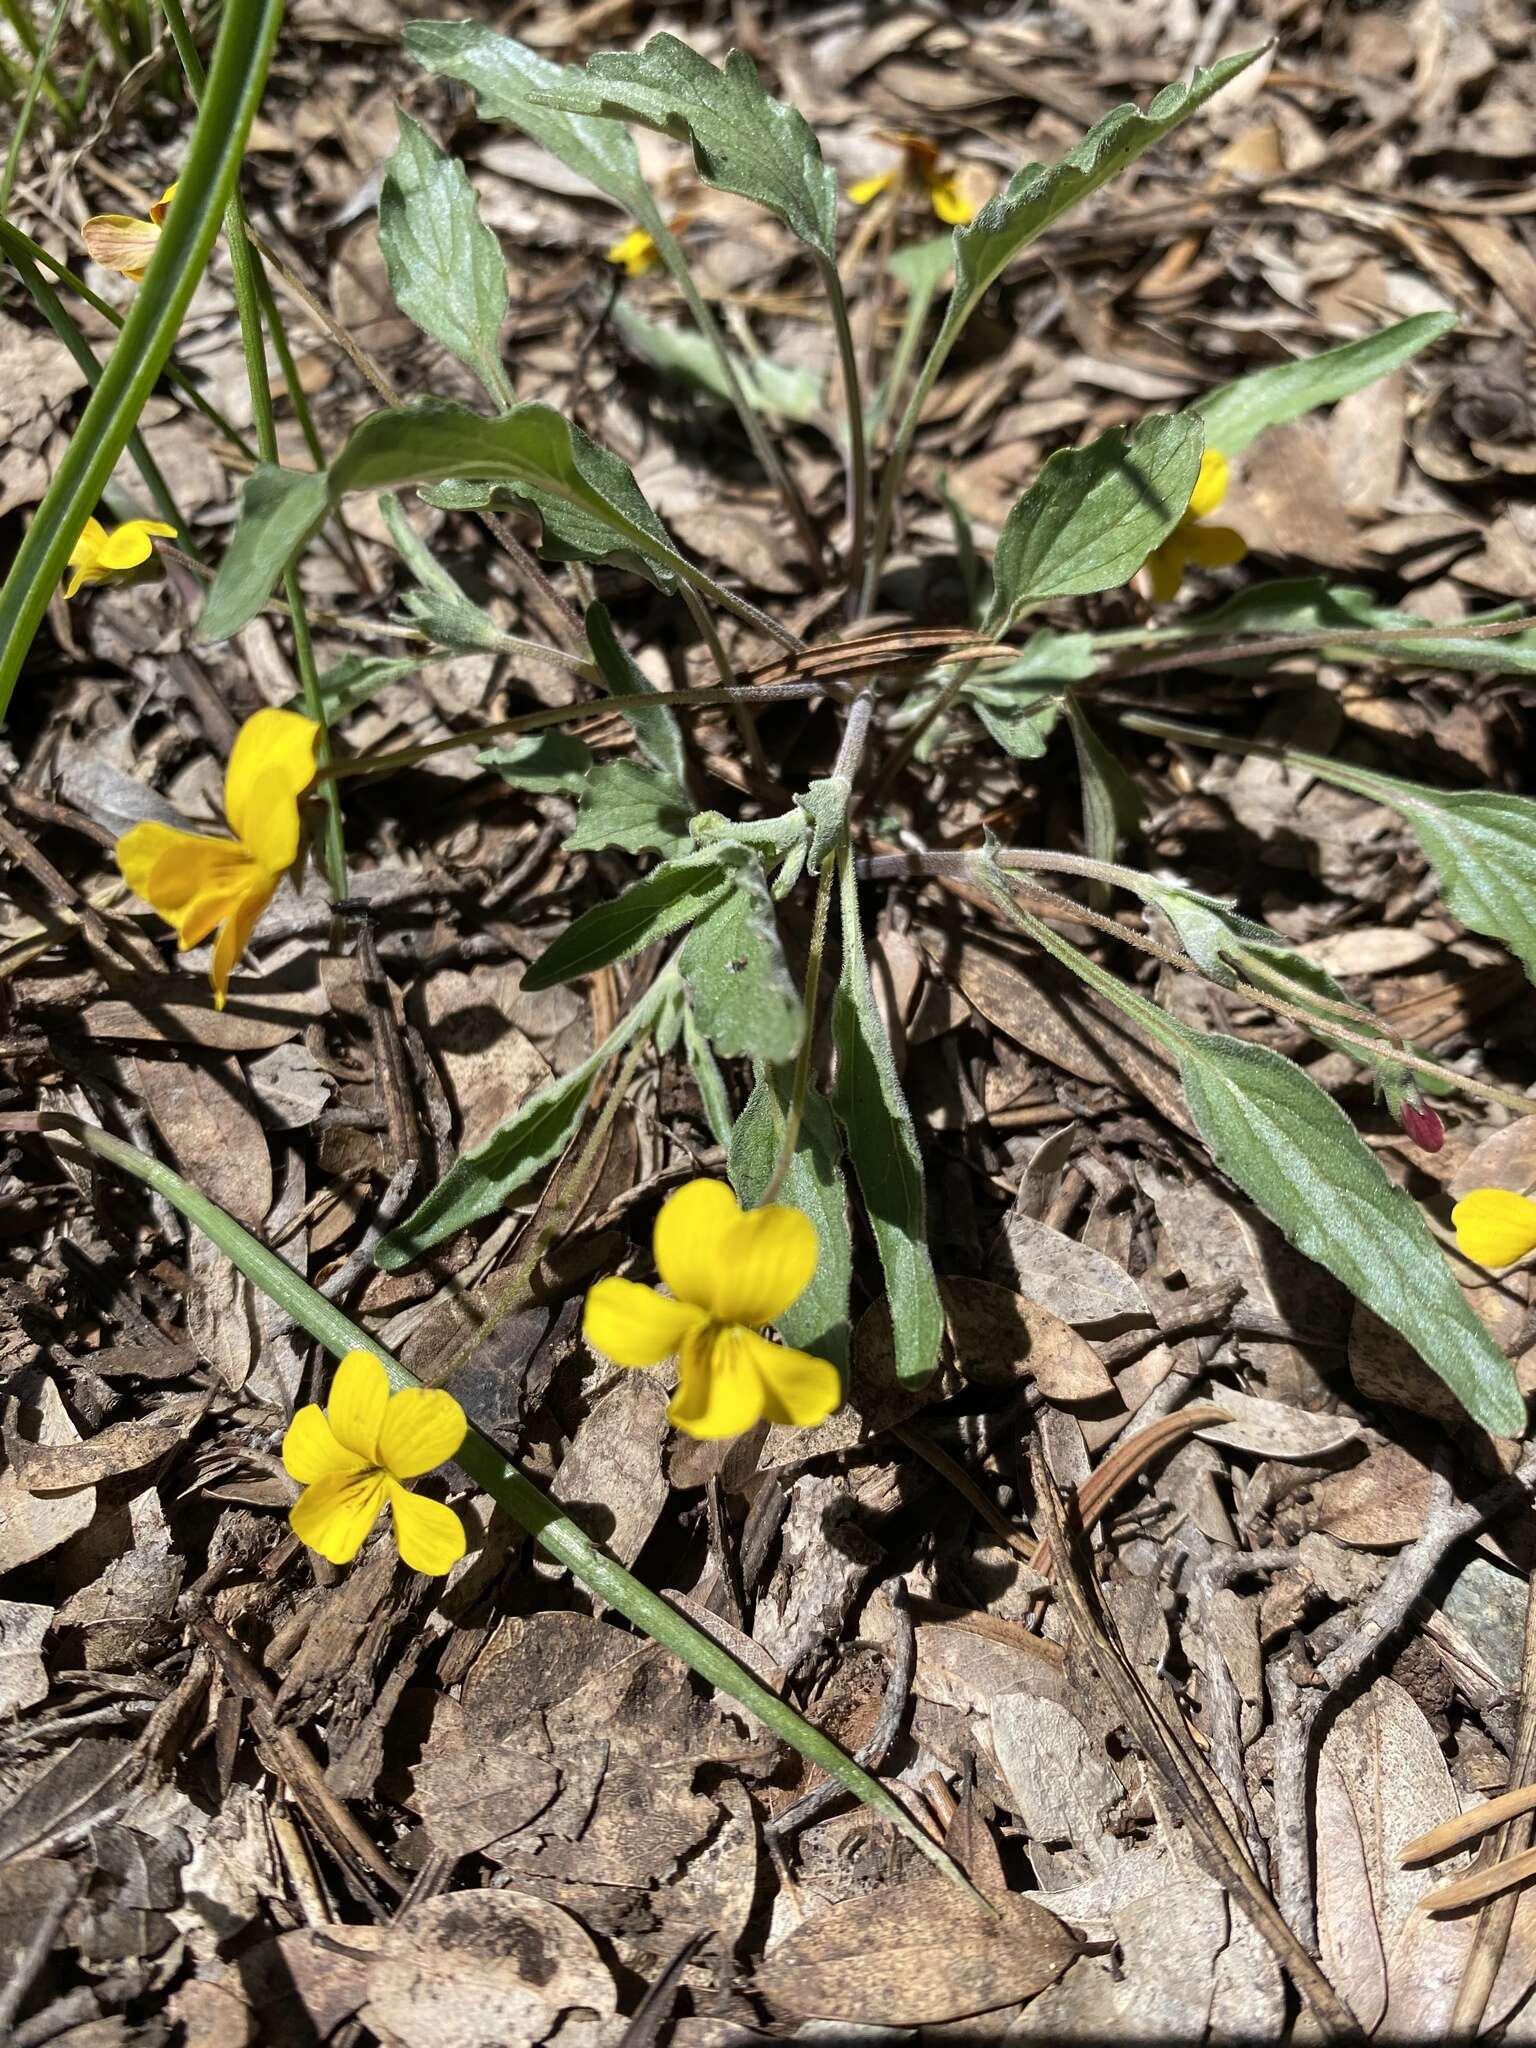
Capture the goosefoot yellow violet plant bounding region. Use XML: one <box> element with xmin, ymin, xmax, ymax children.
<box><xmin>583</xmin><ymin>1180</ymin><xmax>840</xmax><ymax>1438</ymax></box>
<box><xmin>283</xmin><ymin>1349</ymin><xmax>467</xmax><ymax>1573</ymax></box>
<box><xmin>115</xmin><ymin>706</ymin><xmax>318</xmax><ymax>1009</ymax></box>
<box><xmin>1141</xmin><ymin>448</ymin><xmax>1247</xmax><ymax>602</ymax></box>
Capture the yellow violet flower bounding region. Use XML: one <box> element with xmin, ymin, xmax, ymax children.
<box><xmin>1143</xmin><ymin>448</ymin><xmax>1247</xmax><ymax>602</ymax></box>
<box><xmin>282</xmin><ymin>1350</ymin><xmax>468</xmax><ymax>1575</ymax></box>
<box><xmin>1451</xmin><ymin>1189</ymin><xmax>1536</xmax><ymax>1269</ymax></box>
<box><xmin>82</xmin><ymin>182</ymin><xmax>177</xmax><ymax>281</ymax></box>
<box><xmin>114</xmin><ymin>707</ymin><xmax>320</xmax><ymax>1011</ymax></box>
<box><xmin>65</xmin><ymin>516</ymin><xmax>177</xmax><ymax>598</ymax></box>
<box><xmin>583</xmin><ymin>1179</ymin><xmax>841</xmax><ymax>1439</ymax></box>
<box><xmin>849</xmin><ymin>135</ymin><xmax>973</xmax><ymax>226</ymax></box>
<box><xmin>606</xmin><ymin>226</ymin><xmax>662</xmax><ymax>276</ymax></box>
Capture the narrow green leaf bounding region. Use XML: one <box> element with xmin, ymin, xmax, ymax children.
<box><xmin>984</xmin><ymin>414</ymin><xmax>1204</xmax><ymax>633</ymax></box>
<box><xmin>535</xmin><ymin>32</ymin><xmax>838</xmax><ymax>259</ymax></box>
<box><xmin>403</xmin><ymin>21</ymin><xmax>659</xmax><ymax>223</ymax></box>
<box><xmin>481</xmin><ymin>732</ymin><xmax>594</xmax><ymax>795</ymax></box>
<box><xmin>680</xmin><ymin>861</ymin><xmax>804</xmax><ymax>1063</ymax></box>
<box><xmin>1176</xmin><ymin>577</ymin><xmax>1536</xmax><ymax>679</ymax></box>
<box><xmin>1065</xmin><ymin>693</ymin><xmax>1143</xmax><ymax>890</ymax></box>
<box><xmin>317</xmin><ymin>651</ymin><xmax>436</xmax><ymax>717</ymax></box>
<box><xmin>44</xmin><ymin>1114</ymin><xmax>970</xmax><ymax>1894</ymax></box>
<box><xmin>200</xmin><ymin>400</ymin><xmax>685</xmax><ymax>639</ymax></box>
<box><xmin>521</xmin><ymin>848</ymin><xmax>732</xmax><ymax>992</ymax></box>
<box><xmin>614</xmin><ymin>300</ymin><xmax>823</xmax><ymax>421</ymax></box>
<box><xmin>1196</xmin><ymin>312</ymin><xmax>1457</xmax><ymax>458</ymax></box>
<box><xmin>830</xmin><ymin>850</ymin><xmax>943</xmax><ymax>1387</ymax></box>
<box><xmin>565</xmin><ymin>760</ymin><xmax>693</xmax><ymax>855</ymax></box>
<box><xmin>988</xmin><ymin>880</ymin><xmax>1526</xmax><ymax>1437</ymax></box>
<box><xmin>0</xmin><ymin>0</ymin><xmax>288</xmax><ymax>720</ymax></box>
<box><xmin>934</xmin><ymin>51</ymin><xmax>1262</xmax><ymax>386</ymax></box>
<box><xmin>379</xmin><ymin>109</ymin><xmax>512</xmax><ymax>405</ymax></box>
<box><xmin>682</xmin><ymin>1001</ymin><xmax>735</xmax><ymax>1147</ymax></box>
<box><xmin>585</xmin><ymin>600</ymin><xmax>689</xmax><ymax>788</ymax></box>
<box><xmin>1177</xmin><ymin>1035</ymin><xmax>1523</xmax><ymax>1435</ymax></box>
<box><xmin>730</xmin><ymin>1072</ymin><xmax>852</xmax><ymax>1373</ymax></box>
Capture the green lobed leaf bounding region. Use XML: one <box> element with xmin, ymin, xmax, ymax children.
<box><xmin>730</xmin><ymin>1071</ymin><xmax>852</xmax><ymax>1373</ymax></box>
<box><xmin>200</xmin><ymin>400</ymin><xmax>685</xmax><ymax>639</ymax></box>
<box><xmin>316</xmin><ymin>650</ymin><xmax>438</xmax><ymax>717</ymax></box>
<box><xmin>379</xmin><ymin>110</ymin><xmax>512</xmax><ymax>404</ymax></box>
<box><xmin>993</xmin><ymin>883</ymin><xmax>1525</xmax><ymax>1437</ymax></box>
<box><xmin>565</xmin><ymin>759</ymin><xmax>693</xmax><ymax>855</ymax></box>
<box><xmin>984</xmin><ymin>414</ymin><xmax>1204</xmax><ymax>633</ymax></box>
<box><xmin>1195</xmin><ymin>312</ymin><xmax>1457</xmax><ymax>458</ymax></box>
<box><xmin>521</xmin><ymin>848</ymin><xmax>733</xmax><ymax>992</ymax></box>
<box><xmin>403</xmin><ymin>21</ymin><xmax>659</xmax><ymax>222</ymax></box>
<box><xmin>830</xmin><ymin>851</ymin><xmax>943</xmax><ymax>1387</ymax></box>
<box><xmin>481</xmin><ymin>732</ymin><xmax>594</xmax><ymax>795</ymax></box>
<box><xmin>534</xmin><ymin>32</ymin><xmax>838</xmax><ymax>259</ymax></box>
<box><xmin>680</xmin><ymin>859</ymin><xmax>804</xmax><ymax>1063</ymax></box>
<box><xmin>585</xmin><ymin>601</ymin><xmax>689</xmax><ymax>787</ymax></box>
<box><xmin>933</xmin><ymin>51</ymin><xmax>1262</xmax><ymax>385</ymax></box>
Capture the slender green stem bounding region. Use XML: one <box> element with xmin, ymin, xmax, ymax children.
<box><xmin>0</xmin><ymin>0</ymin><xmax>286</xmax><ymax>719</ymax></box>
<box><xmin>157</xmin><ymin>0</ymin><xmax>346</xmax><ymax>903</ymax></box>
<box><xmin>816</xmin><ymin>250</ymin><xmax>867</xmax><ymax>603</ymax></box>
<box><xmin>0</xmin><ymin>218</ymin><xmax>259</xmax><ymax>462</ymax></box>
<box><xmin>5</xmin><ymin>234</ymin><xmax>187</xmax><ymax>539</ymax></box>
<box><xmin>0</xmin><ymin>0</ymin><xmax>73</xmax><ymax>207</ymax></box>
<box><xmin>760</xmin><ymin>850</ymin><xmax>837</xmax><ymax>1208</ymax></box>
<box><xmin>647</xmin><ymin>212</ymin><xmax>824</xmax><ymax>572</ymax></box>
<box><xmin>860</xmin><ymin>325</ymin><xmax>947</xmax><ymax>614</ymax></box>
<box><xmin>36</xmin><ymin>1109</ymin><xmax>971</xmax><ymax>1897</ymax></box>
<box><xmin>679</xmin><ymin>580</ymin><xmax>767</xmax><ymax>782</ymax></box>
<box><xmin>0</xmin><ymin>0</ymin><xmax>73</xmax><ymax>125</ymax></box>
<box><xmin>865</xmin><ymin>654</ymin><xmax>983</xmax><ymax>811</ymax></box>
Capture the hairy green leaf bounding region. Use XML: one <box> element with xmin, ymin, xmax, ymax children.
<box><xmin>522</xmin><ymin>848</ymin><xmax>732</xmax><ymax>991</ymax></box>
<box><xmin>681</xmin><ymin>860</ymin><xmax>804</xmax><ymax>1063</ymax></box>
<box><xmin>985</xmin><ymin>414</ymin><xmax>1204</xmax><ymax>632</ymax></box>
<box><xmin>831</xmin><ymin>851</ymin><xmax>943</xmax><ymax>1386</ymax></box>
<box><xmin>379</xmin><ymin>110</ymin><xmax>511</xmax><ymax>404</ymax></box>
<box><xmin>317</xmin><ymin>651</ymin><xmax>437</xmax><ymax>716</ymax></box>
<box><xmin>200</xmin><ymin>401</ymin><xmax>685</xmax><ymax>639</ymax></box>
<box><xmin>1065</xmin><ymin>694</ymin><xmax>1142</xmax><ymax>890</ymax></box>
<box><xmin>965</xmin><ymin>630</ymin><xmax>1095</xmax><ymax>759</ymax></box>
<box><xmin>730</xmin><ymin>1072</ymin><xmax>851</xmax><ymax>1373</ymax></box>
<box><xmin>403</xmin><ymin>21</ymin><xmax>658</xmax><ymax>222</ymax></box>
<box><xmin>993</xmin><ymin>885</ymin><xmax>1525</xmax><ymax>1437</ymax></box>
<box><xmin>682</xmin><ymin>999</ymin><xmax>734</xmax><ymax>1146</ymax></box>
<box><xmin>565</xmin><ymin>759</ymin><xmax>693</xmax><ymax>855</ymax></box>
<box><xmin>614</xmin><ymin>301</ymin><xmax>823</xmax><ymax>421</ymax></box>
<box><xmin>536</xmin><ymin>32</ymin><xmax>838</xmax><ymax>258</ymax></box>
<box><xmin>1196</xmin><ymin>312</ymin><xmax>1456</xmax><ymax>458</ymax></box>
<box><xmin>1178</xmin><ymin>578</ymin><xmax>1536</xmax><ymax>679</ymax></box>
<box><xmin>480</xmin><ymin>732</ymin><xmax>594</xmax><ymax>795</ymax></box>
<box><xmin>585</xmin><ymin>601</ymin><xmax>689</xmax><ymax>787</ymax></box>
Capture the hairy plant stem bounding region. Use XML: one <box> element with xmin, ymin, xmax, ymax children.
<box><xmin>646</xmin><ymin>212</ymin><xmax>824</xmax><ymax>572</ymax></box>
<box><xmin>157</xmin><ymin>0</ymin><xmax>347</xmax><ymax>906</ymax></box>
<box><xmin>816</xmin><ymin>250</ymin><xmax>868</xmax><ymax>603</ymax></box>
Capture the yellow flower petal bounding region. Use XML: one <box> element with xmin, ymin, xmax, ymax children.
<box><xmin>282</xmin><ymin>1403</ymin><xmax>368</xmax><ymax>1484</ymax></box>
<box><xmin>94</xmin><ymin>519</ymin><xmax>176</xmax><ymax>573</ymax></box>
<box><xmin>583</xmin><ymin>1276</ymin><xmax>705</xmax><ymax>1367</ymax></box>
<box><xmin>1451</xmin><ymin>1190</ymin><xmax>1536</xmax><ymax>1268</ymax></box>
<box><xmin>81</xmin><ymin>212</ymin><xmax>163</xmax><ymax>280</ymax></box>
<box><xmin>750</xmin><ymin>1331</ymin><xmax>843</xmax><ymax>1429</ymax></box>
<box><xmin>652</xmin><ymin>1180</ymin><xmax>744</xmax><ymax>1314</ymax></box>
<box><xmin>115</xmin><ymin>821</ymin><xmax>262</xmax><ymax>947</ymax></box>
<box><xmin>66</xmin><ymin>518</ymin><xmax>108</xmax><ymax>594</ymax></box>
<box><xmin>848</xmin><ymin>170</ymin><xmax>895</xmax><ymax>206</ymax></box>
<box><xmin>148</xmin><ymin>183</ymin><xmax>177</xmax><ymax>226</ymax></box>
<box><xmin>1186</xmin><ymin>448</ymin><xmax>1229</xmax><ymax>522</ymax></box>
<box><xmin>326</xmin><ymin>1349</ymin><xmax>390</xmax><ymax>1462</ymax></box>
<box><xmin>377</xmin><ymin>1387</ymin><xmax>467</xmax><ymax>1480</ymax></box>
<box><xmin>223</xmin><ymin>708</ymin><xmax>321</xmax><ymax>873</ymax></box>
<box><xmin>1144</xmin><ymin>537</ymin><xmax>1187</xmax><ymax>604</ymax></box>
<box><xmin>928</xmin><ymin>177</ymin><xmax>972</xmax><ymax>226</ymax></box>
<box><xmin>667</xmin><ymin>1323</ymin><xmax>767</xmax><ymax>1439</ymax></box>
<box><xmin>1181</xmin><ymin>522</ymin><xmax>1247</xmax><ymax>572</ymax></box>
<box><xmin>290</xmin><ymin>1469</ymin><xmax>388</xmax><ymax>1563</ymax></box>
<box><xmin>653</xmin><ymin>1179</ymin><xmax>818</xmax><ymax>1326</ymax></box>
<box><xmin>606</xmin><ymin>227</ymin><xmax>659</xmax><ymax>276</ymax></box>
<box><xmin>387</xmin><ymin>1481</ymin><xmax>467</xmax><ymax>1575</ymax></box>
<box><xmin>208</xmin><ymin>874</ymin><xmax>276</xmax><ymax>1009</ymax></box>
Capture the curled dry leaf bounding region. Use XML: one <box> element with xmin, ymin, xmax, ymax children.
<box><xmin>1192</xmin><ymin>1387</ymin><xmax>1362</xmax><ymax>1460</ymax></box>
<box><xmin>754</xmin><ymin>1873</ymin><xmax>1080</xmax><ymax>2025</ymax></box>
<box><xmin>943</xmin><ymin>1276</ymin><xmax>1118</xmax><ymax>1405</ymax></box>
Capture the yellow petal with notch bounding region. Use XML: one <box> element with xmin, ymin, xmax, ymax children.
<box><xmin>584</xmin><ymin>1276</ymin><xmax>704</xmax><ymax>1367</ymax></box>
<box><xmin>282</xmin><ymin>1403</ymin><xmax>367</xmax><ymax>1484</ymax></box>
<box><xmin>326</xmin><ymin>1349</ymin><xmax>389</xmax><ymax>1462</ymax></box>
<box><xmin>378</xmin><ymin>1387</ymin><xmax>467</xmax><ymax>1480</ymax></box>
<box><xmin>1451</xmin><ymin>1190</ymin><xmax>1536</xmax><ymax>1268</ymax></box>
<box><xmin>667</xmin><ymin>1323</ymin><xmax>767</xmax><ymax>1439</ymax></box>
<box><xmin>387</xmin><ymin>1482</ymin><xmax>467</xmax><ymax>1575</ymax></box>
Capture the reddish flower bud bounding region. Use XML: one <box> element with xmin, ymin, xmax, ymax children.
<box><xmin>1398</xmin><ymin>1096</ymin><xmax>1445</xmax><ymax>1153</ymax></box>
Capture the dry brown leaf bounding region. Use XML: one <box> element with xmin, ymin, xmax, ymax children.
<box><xmin>0</xmin><ymin>1372</ymin><xmax>98</xmax><ymax>1572</ymax></box>
<box><xmin>1193</xmin><ymin>1389</ymin><xmax>1361</xmax><ymax>1461</ymax></box>
<box><xmin>943</xmin><ymin>1276</ymin><xmax>1118</xmax><ymax>1404</ymax></box>
<box><xmin>754</xmin><ymin>1874</ymin><xmax>1079</xmax><ymax>2025</ymax></box>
